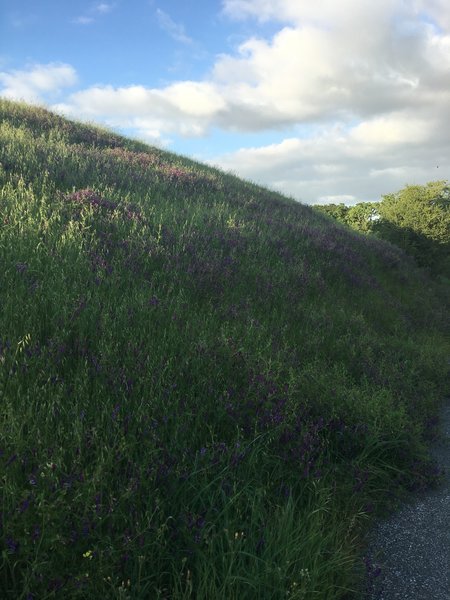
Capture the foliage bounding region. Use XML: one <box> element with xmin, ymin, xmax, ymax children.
<box><xmin>316</xmin><ymin>182</ymin><xmax>450</xmax><ymax>277</ymax></box>
<box><xmin>375</xmin><ymin>181</ymin><xmax>450</xmax><ymax>275</ymax></box>
<box><xmin>1</xmin><ymin>99</ymin><xmax>449</xmax><ymax>599</ymax></box>
<box><xmin>346</xmin><ymin>203</ymin><xmax>379</xmax><ymax>233</ymax></box>
<box><xmin>315</xmin><ymin>203</ymin><xmax>350</xmax><ymax>224</ymax></box>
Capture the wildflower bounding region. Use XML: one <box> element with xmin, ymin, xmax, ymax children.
<box><xmin>18</xmin><ymin>497</ymin><xmax>30</xmax><ymax>514</ymax></box>
<box><xmin>300</xmin><ymin>568</ymin><xmax>310</xmax><ymax>579</ymax></box>
<box><xmin>83</xmin><ymin>550</ymin><xmax>93</xmax><ymax>560</ymax></box>
<box><xmin>6</xmin><ymin>537</ymin><xmax>19</xmax><ymax>553</ymax></box>
<box><xmin>6</xmin><ymin>453</ymin><xmax>18</xmax><ymax>467</ymax></box>
<box><xmin>15</xmin><ymin>262</ymin><xmax>28</xmax><ymax>273</ymax></box>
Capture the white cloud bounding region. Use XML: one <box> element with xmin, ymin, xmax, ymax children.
<box><xmin>55</xmin><ymin>81</ymin><xmax>227</xmax><ymax>139</ymax></box>
<box><xmin>314</xmin><ymin>164</ymin><xmax>345</xmax><ymax>175</ymax></box>
<box><xmin>414</xmin><ymin>0</ymin><xmax>450</xmax><ymax>32</ymax></box>
<box><xmin>95</xmin><ymin>3</ymin><xmax>114</xmax><ymax>14</ymax></box>
<box><xmin>132</xmin><ymin>122</ymin><xmax>171</xmax><ymax>147</ymax></box>
<box><xmin>73</xmin><ymin>16</ymin><xmax>94</xmax><ymax>25</ymax></box>
<box><xmin>8</xmin><ymin>0</ymin><xmax>450</xmax><ymax>204</ymax></box>
<box><xmin>213</xmin><ymin>27</ymin><xmax>343</xmax><ymax>125</ymax></box>
<box><xmin>9</xmin><ymin>13</ymin><xmax>38</xmax><ymax>29</ymax></box>
<box><xmin>349</xmin><ymin>114</ymin><xmax>430</xmax><ymax>149</ymax></box>
<box><xmin>222</xmin><ymin>0</ymin><xmax>402</xmax><ymax>29</ymax></box>
<box><xmin>210</xmin><ymin>1</ymin><xmax>450</xmax><ymax>202</ymax></box>
<box><xmin>156</xmin><ymin>9</ymin><xmax>193</xmax><ymax>44</ymax></box>
<box><xmin>163</xmin><ymin>81</ymin><xmax>227</xmax><ymax>116</ymax></box>
<box><xmin>210</xmin><ymin>111</ymin><xmax>448</xmax><ymax>203</ymax></box>
<box><xmin>58</xmin><ymin>0</ymin><xmax>450</xmax><ymax>138</ymax></box>
<box><xmin>74</xmin><ymin>2</ymin><xmax>115</xmax><ymax>25</ymax></box>
<box><xmin>318</xmin><ymin>195</ymin><xmax>357</xmax><ymax>205</ymax></box>
<box><xmin>369</xmin><ymin>167</ymin><xmax>406</xmax><ymax>178</ymax></box>
<box><xmin>0</xmin><ymin>63</ymin><xmax>77</xmax><ymax>103</ymax></box>
<box><xmin>214</xmin><ymin>11</ymin><xmax>450</xmax><ymax>129</ymax></box>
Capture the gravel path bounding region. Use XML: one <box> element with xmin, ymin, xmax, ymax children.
<box><xmin>363</xmin><ymin>401</ymin><xmax>450</xmax><ymax>599</ymax></box>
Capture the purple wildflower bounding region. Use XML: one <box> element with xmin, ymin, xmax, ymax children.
<box><xmin>5</xmin><ymin>453</ymin><xmax>17</xmax><ymax>467</ymax></box>
<box><xmin>256</xmin><ymin>533</ymin><xmax>266</xmax><ymax>553</ymax></box>
<box><xmin>18</xmin><ymin>497</ymin><xmax>31</xmax><ymax>514</ymax></box>
<box><xmin>15</xmin><ymin>262</ymin><xmax>28</xmax><ymax>273</ymax></box>
<box><xmin>6</xmin><ymin>537</ymin><xmax>19</xmax><ymax>553</ymax></box>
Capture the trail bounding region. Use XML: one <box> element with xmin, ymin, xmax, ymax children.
<box><xmin>364</xmin><ymin>401</ymin><xmax>450</xmax><ymax>599</ymax></box>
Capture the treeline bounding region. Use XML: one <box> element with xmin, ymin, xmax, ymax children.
<box><xmin>315</xmin><ymin>181</ymin><xmax>450</xmax><ymax>278</ymax></box>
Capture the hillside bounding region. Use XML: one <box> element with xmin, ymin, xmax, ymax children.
<box><xmin>1</xmin><ymin>98</ymin><xmax>449</xmax><ymax>599</ymax></box>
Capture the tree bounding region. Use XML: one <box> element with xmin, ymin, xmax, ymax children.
<box><xmin>315</xmin><ymin>203</ymin><xmax>349</xmax><ymax>225</ymax></box>
<box><xmin>314</xmin><ymin>181</ymin><xmax>450</xmax><ymax>278</ymax></box>
<box><xmin>316</xmin><ymin>202</ymin><xmax>379</xmax><ymax>233</ymax></box>
<box><xmin>374</xmin><ymin>181</ymin><xmax>450</xmax><ymax>276</ymax></box>
<box><xmin>346</xmin><ymin>202</ymin><xmax>379</xmax><ymax>233</ymax></box>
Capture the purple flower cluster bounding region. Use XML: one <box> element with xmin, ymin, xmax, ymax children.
<box><xmin>65</xmin><ymin>188</ymin><xmax>144</xmax><ymax>222</ymax></box>
<box><xmin>98</xmin><ymin>147</ymin><xmax>221</xmax><ymax>194</ymax></box>
<box><xmin>15</xmin><ymin>262</ymin><xmax>28</xmax><ymax>273</ymax></box>
<box><xmin>67</xmin><ymin>188</ymin><xmax>118</xmax><ymax>211</ymax></box>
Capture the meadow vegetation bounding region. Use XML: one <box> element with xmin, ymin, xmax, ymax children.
<box><xmin>1</xmin><ymin>99</ymin><xmax>449</xmax><ymax>599</ymax></box>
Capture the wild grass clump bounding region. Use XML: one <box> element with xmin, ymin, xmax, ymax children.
<box><xmin>1</xmin><ymin>99</ymin><xmax>449</xmax><ymax>599</ymax></box>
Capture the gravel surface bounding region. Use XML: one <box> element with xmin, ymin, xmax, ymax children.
<box><xmin>363</xmin><ymin>401</ymin><xmax>450</xmax><ymax>599</ymax></box>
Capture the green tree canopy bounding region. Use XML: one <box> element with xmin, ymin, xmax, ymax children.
<box><xmin>374</xmin><ymin>181</ymin><xmax>449</xmax><ymax>275</ymax></box>
<box><xmin>315</xmin><ymin>203</ymin><xmax>349</xmax><ymax>224</ymax></box>
<box><xmin>315</xmin><ymin>181</ymin><xmax>450</xmax><ymax>277</ymax></box>
<box><xmin>346</xmin><ymin>202</ymin><xmax>379</xmax><ymax>233</ymax></box>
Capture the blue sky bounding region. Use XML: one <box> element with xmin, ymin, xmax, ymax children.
<box><xmin>1</xmin><ymin>0</ymin><xmax>449</xmax><ymax>204</ymax></box>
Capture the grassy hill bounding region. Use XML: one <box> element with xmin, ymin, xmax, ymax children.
<box><xmin>1</xmin><ymin>98</ymin><xmax>448</xmax><ymax>599</ymax></box>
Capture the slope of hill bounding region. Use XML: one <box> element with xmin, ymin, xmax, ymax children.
<box><xmin>1</xmin><ymin>99</ymin><xmax>448</xmax><ymax>599</ymax></box>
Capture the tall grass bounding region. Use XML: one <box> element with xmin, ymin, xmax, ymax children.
<box><xmin>1</xmin><ymin>99</ymin><xmax>448</xmax><ymax>598</ymax></box>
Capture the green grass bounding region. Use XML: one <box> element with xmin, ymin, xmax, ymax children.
<box><xmin>1</xmin><ymin>98</ymin><xmax>449</xmax><ymax>599</ymax></box>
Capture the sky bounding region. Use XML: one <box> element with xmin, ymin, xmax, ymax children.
<box><xmin>1</xmin><ymin>0</ymin><xmax>449</xmax><ymax>205</ymax></box>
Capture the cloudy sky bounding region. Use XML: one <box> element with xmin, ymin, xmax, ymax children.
<box><xmin>1</xmin><ymin>0</ymin><xmax>449</xmax><ymax>205</ymax></box>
